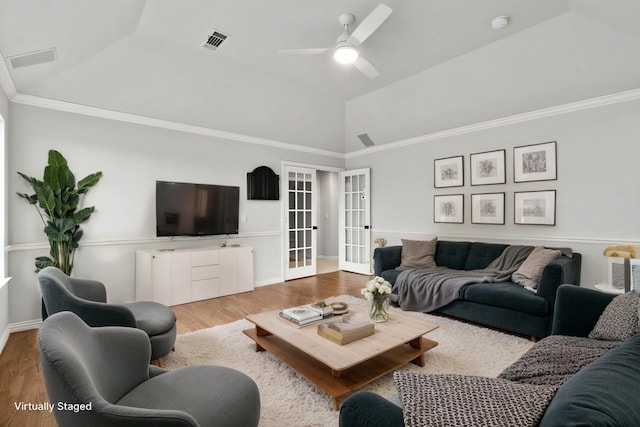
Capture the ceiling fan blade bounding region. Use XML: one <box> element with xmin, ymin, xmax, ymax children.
<box><xmin>353</xmin><ymin>56</ymin><xmax>379</xmax><ymax>79</ymax></box>
<box><xmin>277</xmin><ymin>48</ymin><xmax>329</xmax><ymax>55</ymax></box>
<box><xmin>348</xmin><ymin>3</ymin><xmax>392</xmax><ymax>45</ymax></box>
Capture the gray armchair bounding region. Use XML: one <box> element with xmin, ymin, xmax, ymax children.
<box><xmin>38</xmin><ymin>266</ymin><xmax>176</xmax><ymax>361</ymax></box>
<box><xmin>39</xmin><ymin>311</ymin><xmax>261</xmax><ymax>427</ymax></box>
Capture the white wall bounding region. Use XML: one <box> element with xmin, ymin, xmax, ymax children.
<box><xmin>0</xmin><ymin>87</ymin><xmax>9</xmax><ymax>353</ymax></box>
<box><xmin>346</xmin><ymin>98</ymin><xmax>640</xmax><ymax>288</ymax></box>
<box><xmin>7</xmin><ymin>102</ymin><xmax>344</xmax><ymax>325</ymax></box>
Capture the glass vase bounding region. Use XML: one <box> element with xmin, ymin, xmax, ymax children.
<box><xmin>369</xmin><ymin>296</ymin><xmax>390</xmax><ymax>323</ymax></box>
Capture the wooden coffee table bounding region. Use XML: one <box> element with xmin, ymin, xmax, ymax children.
<box><xmin>243</xmin><ymin>301</ymin><xmax>439</xmax><ymax>410</ymax></box>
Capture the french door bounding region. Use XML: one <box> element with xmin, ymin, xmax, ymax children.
<box><xmin>338</xmin><ymin>168</ymin><xmax>371</xmax><ymax>275</ymax></box>
<box><xmin>284</xmin><ymin>166</ymin><xmax>317</xmax><ymax>280</ymax></box>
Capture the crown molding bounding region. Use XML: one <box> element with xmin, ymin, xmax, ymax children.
<box><xmin>6</xmin><ymin>84</ymin><xmax>640</xmax><ymax>161</ymax></box>
<box><xmin>10</xmin><ymin>93</ymin><xmax>345</xmax><ymax>159</ymax></box>
<box><xmin>0</xmin><ymin>56</ymin><xmax>17</xmax><ymax>99</ymax></box>
<box><xmin>346</xmin><ymin>87</ymin><xmax>640</xmax><ymax>159</ymax></box>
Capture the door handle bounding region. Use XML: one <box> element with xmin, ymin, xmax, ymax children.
<box><xmin>364</xmin><ymin>225</ymin><xmax>370</xmax><ymax>230</ymax></box>
<box><xmin>312</xmin><ymin>226</ymin><xmax>318</xmax><ymax>230</ymax></box>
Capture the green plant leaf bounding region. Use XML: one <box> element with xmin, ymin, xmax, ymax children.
<box><xmin>71</xmin><ymin>229</ymin><xmax>83</xmax><ymax>248</ymax></box>
<box><xmin>34</xmin><ymin>256</ymin><xmax>56</xmax><ymax>272</ymax></box>
<box><xmin>16</xmin><ymin>193</ymin><xmax>38</xmax><ymax>205</ymax></box>
<box><xmin>47</xmin><ymin>150</ymin><xmax>68</xmax><ymax>168</ymax></box>
<box><xmin>73</xmin><ymin>207</ymin><xmax>95</xmax><ymax>224</ymax></box>
<box><xmin>34</xmin><ymin>182</ymin><xmax>56</xmax><ymax>217</ymax></box>
<box><xmin>78</xmin><ymin>172</ymin><xmax>103</xmax><ymax>193</ymax></box>
<box><xmin>17</xmin><ymin>171</ymin><xmax>39</xmax><ymax>189</ymax></box>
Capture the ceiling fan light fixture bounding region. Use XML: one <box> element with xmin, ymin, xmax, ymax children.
<box><xmin>333</xmin><ymin>43</ymin><xmax>358</xmax><ymax>64</ymax></box>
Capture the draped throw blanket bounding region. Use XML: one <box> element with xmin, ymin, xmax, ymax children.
<box><xmin>394</xmin><ymin>245</ymin><xmax>534</xmax><ymax>312</ymax></box>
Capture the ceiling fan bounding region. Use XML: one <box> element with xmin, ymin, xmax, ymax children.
<box><xmin>278</xmin><ymin>3</ymin><xmax>392</xmax><ymax>79</ymax></box>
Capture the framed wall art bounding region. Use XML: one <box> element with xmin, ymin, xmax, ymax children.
<box><xmin>470</xmin><ymin>149</ymin><xmax>506</xmax><ymax>186</ymax></box>
<box><xmin>514</xmin><ymin>190</ymin><xmax>556</xmax><ymax>225</ymax></box>
<box><xmin>513</xmin><ymin>141</ymin><xmax>557</xmax><ymax>182</ymax></box>
<box><xmin>471</xmin><ymin>192</ymin><xmax>505</xmax><ymax>225</ymax></box>
<box><xmin>434</xmin><ymin>155</ymin><xmax>464</xmax><ymax>188</ymax></box>
<box><xmin>434</xmin><ymin>194</ymin><xmax>464</xmax><ymax>224</ymax></box>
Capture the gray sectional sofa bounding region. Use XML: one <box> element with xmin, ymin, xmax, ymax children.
<box><xmin>339</xmin><ymin>285</ymin><xmax>640</xmax><ymax>427</ymax></box>
<box><xmin>374</xmin><ymin>240</ymin><xmax>582</xmax><ymax>339</ymax></box>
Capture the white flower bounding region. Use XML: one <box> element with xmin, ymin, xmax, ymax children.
<box><xmin>361</xmin><ymin>276</ymin><xmax>392</xmax><ymax>300</ymax></box>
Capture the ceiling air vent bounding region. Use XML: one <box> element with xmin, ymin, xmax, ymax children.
<box><xmin>203</xmin><ymin>30</ymin><xmax>229</xmax><ymax>51</ymax></box>
<box><xmin>9</xmin><ymin>47</ymin><xmax>57</xmax><ymax>69</ymax></box>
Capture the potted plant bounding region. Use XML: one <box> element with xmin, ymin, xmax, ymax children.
<box><xmin>17</xmin><ymin>150</ymin><xmax>103</xmax><ymax>275</ymax></box>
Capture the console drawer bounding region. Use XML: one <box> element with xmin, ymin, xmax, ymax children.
<box><xmin>192</xmin><ymin>265</ymin><xmax>220</xmax><ymax>281</ymax></box>
<box><xmin>192</xmin><ymin>250</ymin><xmax>219</xmax><ymax>267</ymax></box>
<box><xmin>192</xmin><ymin>278</ymin><xmax>220</xmax><ymax>301</ymax></box>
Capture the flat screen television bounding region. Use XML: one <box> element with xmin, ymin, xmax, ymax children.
<box><xmin>156</xmin><ymin>181</ymin><xmax>240</xmax><ymax>237</ymax></box>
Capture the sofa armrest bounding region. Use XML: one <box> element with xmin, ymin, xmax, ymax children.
<box><xmin>339</xmin><ymin>391</ymin><xmax>404</xmax><ymax>427</ymax></box>
<box><xmin>551</xmin><ymin>284</ymin><xmax>615</xmax><ymax>337</ymax></box>
<box><xmin>373</xmin><ymin>246</ymin><xmax>403</xmax><ymax>276</ymax></box>
<box><xmin>536</xmin><ymin>254</ymin><xmax>582</xmax><ymax>310</ymax></box>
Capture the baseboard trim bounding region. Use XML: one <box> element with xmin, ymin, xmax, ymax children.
<box><xmin>254</xmin><ymin>276</ymin><xmax>283</xmax><ymax>287</ymax></box>
<box><xmin>9</xmin><ymin>319</ymin><xmax>41</xmax><ymax>333</ymax></box>
<box><xmin>0</xmin><ymin>326</ymin><xmax>9</xmax><ymax>355</ymax></box>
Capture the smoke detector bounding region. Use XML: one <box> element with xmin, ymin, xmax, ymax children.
<box><xmin>491</xmin><ymin>16</ymin><xmax>509</xmax><ymax>30</ymax></box>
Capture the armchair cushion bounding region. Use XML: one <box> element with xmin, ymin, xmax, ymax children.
<box><xmin>126</xmin><ymin>302</ymin><xmax>176</xmax><ymax>336</ymax></box>
<box><xmin>117</xmin><ymin>366</ymin><xmax>260</xmax><ymax>427</ymax></box>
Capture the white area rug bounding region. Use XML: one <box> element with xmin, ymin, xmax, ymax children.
<box><xmin>163</xmin><ymin>296</ymin><xmax>534</xmax><ymax>427</ymax></box>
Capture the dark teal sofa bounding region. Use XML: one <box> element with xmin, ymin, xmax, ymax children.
<box><xmin>340</xmin><ymin>285</ymin><xmax>640</xmax><ymax>427</ymax></box>
<box><xmin>373</xmin><ymin>241</ymin><xmax>582</xmax><ymax>339</ymax></box>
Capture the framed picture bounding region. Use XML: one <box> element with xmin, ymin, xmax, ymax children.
<box><xmin>470</xmin><ymin>149</ymin><xmax>506</xmax><ymax>185</ymax></box>
<box><xmin>513</xmin><ymin>141</ymin><xmax>557</xmax><ymax>182</ymax></box>
<box><xmin>434</xmin><ymin>155</ymin><xmax>464</xmax><ymax>188</ymax></box>
<box><xmin>514</xmin><ymin>190</ymin><xmax>556</xmax><ymax>225</ymax></box>
<box><xmin>471</xmin><ymin>192</ymin><xmax>505</xmax><ymax>225</ymax></box>
<box><xmin>434</xmin><ymin>194</ymin><xmax>464</xmax><ymax>223</ymax></box>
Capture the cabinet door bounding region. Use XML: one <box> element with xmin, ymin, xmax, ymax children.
<box><xmin>218</xmin><ymin>249</ymin><xmax>237</xmax><ymax>297</ymax></box>
<box><xmin>237</xmin><ymin>247</ymin><xmax>254</xmax><ymax>293</ymax></box>
<box><xmin>171</xmin><ymin>252</ymin><xmax>192</xmax><ymax>305</ymax></box>
<box><xmin>150</xmin><ymin>252</ymin><xmax>172</xmax><ymax>306</ymax></box>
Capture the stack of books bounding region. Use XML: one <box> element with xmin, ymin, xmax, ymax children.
<box><xmin>317</xmin><ymin>317</ymin><xmax>374</xmax><ymax>345</ymax></box>
<box><xmin>279</xmin><ymin>303</ymin><xmax>333</xmax><ymax>327</ymax></box>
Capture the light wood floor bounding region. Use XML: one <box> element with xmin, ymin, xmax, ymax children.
<box><xmin>0</xmin><ymin>270</ymin><xmax>368</xmax><ymax>426</ymax></box>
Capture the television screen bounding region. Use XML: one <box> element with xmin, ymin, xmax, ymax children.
<box><xmin>156</xmin><ymin>181</ymin><xmax>239</xmax><ymax>237</ymax></box>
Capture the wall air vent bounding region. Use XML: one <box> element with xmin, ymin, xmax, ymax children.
<box><xmin>203</xmin><ymin>30</ymin><xmax>229</xmax><ymax>51</ymax></box>
<box><xmin>9</xmin><ymin>47</ymin><xmax>57</xmax><ymax>69</ymax></box>
<box><xmin>357</xmin><ymin>133</ymin><xmax>375</xmax><ymax>147</ymax></box>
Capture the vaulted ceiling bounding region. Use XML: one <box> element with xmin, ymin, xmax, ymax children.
<box><xmin>1</xmin><ymin>1</ymin><xmax>639</xmax><ymax>153</ymax></box>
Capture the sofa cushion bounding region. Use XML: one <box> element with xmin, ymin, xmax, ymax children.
<box><xmin>588</xmin><ymin>291</ymin><xmax>640</xmax><ymax>341</ymax></box>
<box><xmin>512</xmin><ymin>247</ymin><xmax>562</xmax><ymax>289</ymax></box>
<box><xmin>460</xmin><ymin>282</ymin><xmax>548</xmax><ymax>316</ymax></box>
<box><xmin>396</xmin><ymin>238</ymin><xmax>437</xmax><ymax>270</ymax></box>
<box><xmin>435</xmin><ymin>241</ymin><xmax>471</xmax><ymax>270</ymax></box>
<box><xmin>539</xmin><ymin>334</ymin><xmax>640</xmax><ymax>427</ymax></box>
<box><xmin>394</xmin><ymin>372</ymin><xmax>557</xmax><ymax>427</ymax></box>
<box><xmin>381</xmin><ymin>269</ymin><xmax>402</xmax><ymax>287</ymax></box>
<box><xmin>464</xmin><ymin>243</ymin><xmax>509</xmax><ymax>270</ymax></box>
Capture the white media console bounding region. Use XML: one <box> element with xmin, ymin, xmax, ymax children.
<box><xmin>135</xmin><ymin>245</ymin><xmax>254</xmax><ymax>306</ymax></box>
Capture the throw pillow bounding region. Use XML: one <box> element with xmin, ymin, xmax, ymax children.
<box><xmin>396</xmin><ymin>238</ymin><xmax>437</xmax><ymax>271</ymax></box>
<box><xmin>394</xmin><ymin>371</ymin><xmax>557</xmax><ymax>427</ymax></box>
<box><xmin>512</xmin><ymin>246</ymin><xmax>562</xmax><ymax>289</ymax></box>
<box><xmin>588</xmin><ymin>291</ymin><xmax>640</xmax><ymax>341</ymax></box>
